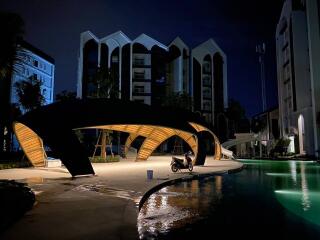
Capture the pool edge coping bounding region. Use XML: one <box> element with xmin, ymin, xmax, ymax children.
<box><xmin>138</xmin><ymin>163</ymin><xmax>244</xmax><ymax>211</ymax></box>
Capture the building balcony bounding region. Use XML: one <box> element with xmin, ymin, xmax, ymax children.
<box><xmin>201</xmin><ymin>109</ymin><xmax>212</xmax><ymax>113</ymax></box>
<box><xmin>202</xmin><ymin>70</ymin><xmax>211</xmax><ymax>75</ymax></box>
<box><xmin>133</xmin><ymin>61</ymin><xmax>151</xmax><ymax>68</ymax></box>
<box><xmin>283</xmin><ymin>59</ymin><xmax>290</xmax><ymax>68</ymax></box>
<box><xmin>133</xmin><ymin>78</ymin><xmax>151</xmax><ymax>82</ymax></box>
<box><xmin>203</xmin><ymin>95</ymin><xmax>212</xmax><ymax>100</ymax></box>
<box><xmin>282</xmin><ymin>42</ymin><xmax>289</xmax><ymax>51</ymax></box>
<box><xmin>203</xmin><ymin>81</ymin><xmax>211</xmax><ymax>87</ymax></box>
<box><xmin>283</xmin><ymin>78</ymin><xmax>290</xmax><ymax>84</ymax></box>
<box><xmin>132</xmin><ymin>92</ymin><xmax>151</xmax><ymax>96</ymax></box>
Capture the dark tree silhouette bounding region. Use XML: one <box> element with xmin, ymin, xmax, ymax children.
<box><xmin>89</xmin><ymin>66</ymin><xmax>119</xmax><ymax>99</ymax></box>
<box><xmin>226</xmin><ymin>98</ymin><xmax>250</xmax><ymax>136</ymax></box>
<box><xmin>15</xmin><ymin>77</ymin><xmax>44</xmax><ymax>112</ymax></box>
<box><xmin>162</xmin><ymin>91</ymin><xmax>193</xmax><ymax>111</ymax></box>
<box><xmin>0</xmin><ymin>12</ymin><xmax>25</xmax><ymax>154</ymax></box>
<box><xmin>55</xmin><ymin>90</ymin><xmax>77</xmax><ymax>102</ymax></box>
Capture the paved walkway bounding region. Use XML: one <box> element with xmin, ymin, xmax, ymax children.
<box><xmin>0</xmin><ymin>156</ymin><xmax>242</xmax><ymax>240</ymax></box>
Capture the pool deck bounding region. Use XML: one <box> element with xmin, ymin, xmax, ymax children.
<box><xmin>0</xmin><ymin>156</ymin><xmax>242</xmax><ymax>240</ymax></box>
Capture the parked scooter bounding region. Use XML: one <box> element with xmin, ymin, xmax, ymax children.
<box><xmin>171</xmin><ymin>152</ymin><xmax>193</xmax><ymax>172</ymax></box>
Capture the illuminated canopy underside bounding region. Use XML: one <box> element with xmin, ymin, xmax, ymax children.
<box><xmin>82</xmin><ymin>124</ymin><xmax>199</xmax><ymax>162</ymax></box>
<box><xmin>13</xmin><ymin>122</ymin><xmax>221</xmax><ymax>168</ymax></box>
<box><xmin>12</xmin><ymin>99</ymin><xmax>222</xmax><ymax>176</ymax></box>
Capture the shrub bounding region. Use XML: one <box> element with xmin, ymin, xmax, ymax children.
<box><xmin>89</xmin><ymin>155</ymin><xmax>120</xmax><ymax>163</ymax></box>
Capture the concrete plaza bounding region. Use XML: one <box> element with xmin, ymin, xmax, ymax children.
<box><xmin>0</xmin><ymin>156</ymin><xmax>242</xmax><ymax>239</ymax></box>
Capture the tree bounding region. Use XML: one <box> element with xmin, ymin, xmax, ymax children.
<box><xmin>0</xmin><ymin>12</ymin><xmax>25</xmax><ymax>154</ymax></box>
<box><xmin>226</xmin><ymin>98</ymin><xmax>250</xmax><ymax>136</ymax></box>
<box><xmin>15</xmin><ymin>76</ymin><xmax>44</xmax><ymax>112</ymax></box>
<box><xmin>251</xmin><ymin>117</ymin><xmax>267</xmax><ymax>133</ymax></box>
<box><xmin>89</xmin><ymin>66</ymin><xmax>119</xmax><ymax>99</ymax></box>
<box><xmin>55</xmin><ymin>90</ymin><xmax>77</xmax><ymax>102</ymax></box>
<box><xmin>162</xmin><ymin>91</ymin><xmax>193</xmax><ymax>111</ymax></box>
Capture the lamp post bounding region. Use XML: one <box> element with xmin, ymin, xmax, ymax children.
<box><xmin>256</xmin><ymin>43</ymin><xmax>267</xmax><ymax>112</ymax></box>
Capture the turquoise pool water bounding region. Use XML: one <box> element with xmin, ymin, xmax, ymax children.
<box><xmin>138</xmin><ymin>160</ymin><xmax>320</xmax><ymax>239</ymax></box>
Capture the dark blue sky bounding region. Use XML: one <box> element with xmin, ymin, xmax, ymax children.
<box><xmin>0</xmin><ymin>0</ymin><xmax>284</xmax><ymax>116</ymax></box>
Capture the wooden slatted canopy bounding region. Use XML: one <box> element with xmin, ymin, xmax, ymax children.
<box><xmin>13</xmin><ymin>122</ymin><xmax>47</xmax><ymax>167</ymax></box>
<box><xmin>189</xmin><ymin>122</ymin><xmax>222</xmax><ymax>160</ymax></box>
<box><xmin>81</xmin><ymin>124</ymin><xmax>198</xmax><ymax>162</ymax></box>
<box><xmin>13</xmin><ymin>99</ymin><xmax>221</xmax><ymax>176</ymax></box>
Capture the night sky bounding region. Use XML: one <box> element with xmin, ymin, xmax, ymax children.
<box><xmin>0</xmin><ymin>0</ymin><xmax>284</xmax><ymax>117</ymax></box>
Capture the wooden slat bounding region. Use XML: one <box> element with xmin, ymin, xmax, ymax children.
<box><xmin>13</xmin><ymin>122</ymin><xmax>46</xmax><ymax>167</ymax></box>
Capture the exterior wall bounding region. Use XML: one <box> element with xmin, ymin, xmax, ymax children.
<box><xmin>168</xmin><ymin>37</ymin><xmax>190</xmax><ymax>94</ymax></box>
<box><xmin>77</xmin><ymin>31</ymin><xmax>99</xmax><ymax>98</ymax></box>
<box><xmin>276</xmin><ymin>0</ymin><xmax>316</xmax><ymax>155</ymax></box>
<box><xmin>11</xmin><ymin>46</ymin><xmax>55</xmax><ymax>111</ymax></box>
<box><xmin>306</xmin><ymin>0</ymin><xmax>320</xmax><ymax>156</ymax></box>
<box><xmin>191</xmin><ymin>39</ymin><xmax>227</xmax><ymax>126</ymax></box>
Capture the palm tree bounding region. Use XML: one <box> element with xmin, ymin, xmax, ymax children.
<box><xmin>0</xmin><ymin>12</ymin><xmax>25</xmax><ymax>154</ymax></box>
<box><xmin>15</xmin><ymin>76</ymin><xmax>45</xmax><ymax>112</ymax></box>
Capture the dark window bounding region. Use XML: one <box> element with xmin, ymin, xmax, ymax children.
<box><xmin>34</xmin><ymin>60</ymin><xmax>38</xmax><ymax>67</ymax></box>
<box><xmin>134</xmin><ymin>99</ymin><xmax>145</xmax><ymax>104</ymax></box>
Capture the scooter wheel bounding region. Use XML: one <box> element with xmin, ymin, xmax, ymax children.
<box><xmin>171</xmin><ymin>164</ymin><xmax>178</xmax><ymax>172</ymax></box>
<box><xmin>188</xmin><ymin>163</ymin><xmax>193</xmax><ymax>172</ymax></box>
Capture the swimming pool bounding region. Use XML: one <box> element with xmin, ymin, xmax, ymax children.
<box><xmin>138</xmin><ymin>160</ymin><xmax>320</xmax><ymax>239</ymax></box>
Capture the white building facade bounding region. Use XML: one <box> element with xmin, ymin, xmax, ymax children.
<box><xmin>191</xmin><ymin>39</ymin><xmax>228</xmax><ymax>126</ymax></box>
<box><xmin>77</xmin><ymin>31</ymin><xmax>227</xmax><ymax>127</ymax></box>
<box><xmin>11</xmin><ymin>40</ymin><xmax>55</xmax><ymax>110</ymax></box>
<box><xmin>276</xmin><ymin>0</ymin><xmax>320</xmax><ymax>156</ymax></box>
<box><xmin>77</xmin><ymin>31</ymin><xmax>168</xmax><ymax>106</ymax></box>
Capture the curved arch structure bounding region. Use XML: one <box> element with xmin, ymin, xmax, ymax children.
<box><xmin>13</xmin><ymin>122</ymin><xmax>47</xmax><ymax>167</ymax></box>
<box><xmin>189</xmin><ymin>122</ymin><xmax>222</xmax><ymax>160</ymax></box>
<box><xmin>13</xmin><ymin>99</ymin><xmax>221</xmax><ymax>176</ymax></box>
<box><xmin>124</xmin><ymin>133</ymin><xmax>139</xmax><ymax>156</ymax></box>
<box><xmin>83</xmin><ymin>124</ymin><xmax>198</xmax><ymax>162</ymax></box>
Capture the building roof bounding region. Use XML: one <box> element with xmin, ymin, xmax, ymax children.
<box><xmin>252</xmin><ymin>105</ymin><xmax>279</xmax><ymax>118</ymax></box>
<box><xmin>192</xmin><ymin>38</ymin><xmax>226</xmax><ymax>60</ymax></box>
<box><xmin>133</xmin><ymin>33</ymin><xmax>168</xmax><ymax>51</ymax></box>
<box><xmin>99</xmin><ymin>30</ymin><xmax>131</xmax><ymax>46</ymax></box>
<box><xmin>169</xmin><ymin>37</ymin><xmax>189</xmax><ymax>55</ymax></box>
<box><xmin>18</xmin><ymin>39</ymin><xmax>55</xmax><ymax>64</ymax></box>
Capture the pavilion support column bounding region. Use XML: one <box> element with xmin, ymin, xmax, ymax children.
<box><xmin>124</xmin><ymin>133</ymin><xmax>138</xmax><ymax>157</ymax></box>
<box><xmin>101</xmin><ymin>130</ymin><xmax>107</xmax><ymax>159</ymax></box>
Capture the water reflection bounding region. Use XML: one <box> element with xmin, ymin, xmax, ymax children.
<box><xmin>138</xmin><ymin>176</ymin><xmax>223</xmax><ymax>239</ymax></box>
<box><xmin>300</xmin><ymin>163</ymin><xmax>311</xmax><ymax>211</ymax></box>
<box><xmin>289</xmin><ymin>161</ymin><xmax>297</xmax><ymax>185</ymax></box>
<box><xmin>266</xmin><ymin>160</ymin><xmax>320</xmax><ymax>225</ymax></box>
<box><xmin>138</xmin><ymin>160</ymin><xmax>320</xmax><ymax>239</ymax></box>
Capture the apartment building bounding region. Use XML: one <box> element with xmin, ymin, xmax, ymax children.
<box><xmin>11</xmin><ymin>40</ymin><xmax>55</xmax><ymax>109</ymax></box>
<box><xmin>77</xmin><ymin>31</ymin><xmax>227</xmax><ymax>127</ymax></box>
<box><xmin>276</xmin><ymin>0</ymin><xmax>320</xmax><ymax>156</ymax></box>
